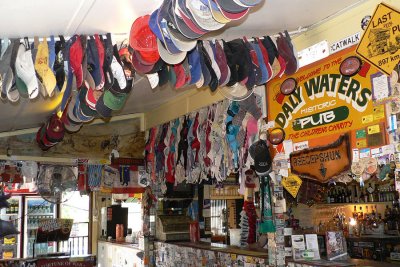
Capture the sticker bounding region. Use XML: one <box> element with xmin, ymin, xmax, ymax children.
<box><xmin>293</xmin><ymin>141</ymin><xmax>309</xmax><ymax>151</ymax></box>
<box><xmin>365</xmin><ymin>157</ymin><xmax>378</xmax><ymax>174</ymax></box>
<box><xmin>373</xmin><ymin>105</ymin><xmax>385</xmax><ymax>121</ymax></box>
<box><xmin>356</xmin><ymin>129</ymin><xmax>366</xmax><ymax>139</ymax></box>
<box><xmin>279</xmin><ymin>168</ymin><xmax>289</xmax><ymax>177</ymax></box>
<box><xmin>371</xmin><ymin>147</ymin><xmax>383</xmax><ymax>157</ymax></box>
<box><xmin>361</xmin><ymin>15</ymin><xmax>371</xmax><ymax>30</ymax></box>
<box><xmin>352</xmin><ymin>148</ymin><xmax>360</xmax><ymax>162</ymax></box>
<box><xmin>281</xmin><ymin>173</ymin><xmax>302</xmax><ymax>198</ymax></box>
<box><xmin>356</xmin><ymin>139</ymin><xmax>367</xmax><ymax>148</ymax></box>
<box><xmin>362</xmin><ymin>114</ymin><xmax>373</xmax><ymax>124</ymax></box>
<box><xmin>367</xmin><ymin>124</ymin><xmax>380</xmax><ymax>134</ymax></box>
<box><xmin>360</xmin><ymin>148</ymin><xmax>371</xmax><ymax>158</ymax></box>
<box><xmin>382</xmin><ymin>144</ymin><xmax>395</xmax><ymax>155</ymax></box>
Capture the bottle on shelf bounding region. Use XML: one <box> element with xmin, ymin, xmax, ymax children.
<box><xmin>347</xmin><ymin>188</ymin><xmax>352</xmax><ymax>203</ymax></box>
<box><xmin>360</xmin><ymin>189</ymin><xmax>365</xmax><ymax>203</ymax></box>
<box><xmin>367</xmin><ymin>183</ymin><xmax>374</xmax><ymax>202</ymax></box>
<box><xmin>354</xmin><ymin>185</ymin><xmax>359</xmax><ymax>203</ymax></box>
<box><xmin>353</xmin><ymin>205</ymin><xmax>358</xmax><ymax>219</ymax></box>
<box><xmin>327</xmin><ymin>189</ymin><xmax>331</xmax><ymax>204</ymax></box>
<box><xmin>363</xmin><ymin>188</ymin><xmax>369</xmax><ymax>203</ymax></box>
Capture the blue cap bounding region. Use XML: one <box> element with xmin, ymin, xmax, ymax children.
<box><xmin>87</xmin><ymin>36</ymin><xmax>102</xmax><ymax>88</ymax></box>
<box><xmin>188</xmin><ymin>46</ymin><xmax>201</xmax><ymax>84</ymax></box>
<box><xmin>148</xmin><ymin>3</ymin><xmax>182</xmax><ymax>55</ymax></box>
<box><xmin>252</xmin><ymin>42</ymin><xmax>268</xmax><ymax>85</ymax></box>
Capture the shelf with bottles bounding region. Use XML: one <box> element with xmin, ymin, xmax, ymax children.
<box><xmin>27</xmin><ymin>204</ymin><xmax>53</xmax><ymax>215</ymax></box>
<box><xmin>0</xmin><ymin>200</ymin><xmax>19</xmax><ymax>215</ymax></box>
<box><xmin>324</xmin><ymin>179</ymin><xmax>398</xmax><ymax>205</ymax></box>
<box><xmin>316</xmin><ymin>201</ymin><xmax>393</xmax><ymax>206</ymax></box>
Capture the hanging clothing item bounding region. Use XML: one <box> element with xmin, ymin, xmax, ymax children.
<box><xmin>259</xmin><ymin>175</ymin><xmax>275</xmax><ymax>233</ymax></box>
<box><xmin>88</xmin><ymin>164</ymin><xmax>102</xmax><ymax>191</ymax></box>
<box><xmin>77</xmin><ymin>159</ymin><xmax>89</xmax><ymax>193</ymax></box>
<box><xmin>119</xmin><ymin>166</ymin><xmax>131</xmax><ymax>186</ymax></box>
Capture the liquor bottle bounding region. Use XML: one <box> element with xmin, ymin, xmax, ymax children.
<box><xmin>353</xmin><ymin>205</ymin><xmax>358</xmax><ymax>219</ymax></box>
<box><xmin>367</xmin><ymin>183</ymin><xmax>374</xmax><ymax>202</ymax></box>
<box><xmin>384</xmin><ymin>205</ymin><xmax>391</xmax><ymax>218</ymax></box>
<box><xmin>364</xmin><ymin>188</ymin><xmax>369</xmax><ymax>203</ymax></box>
<box><xmin>327</xmin><ymin>189</ymin><xmax>331</xmax><ymax>204</ymax></box>
<box><xmin>358</xmin><ymin>206</ymin><xmax>364</xmax><ymax>221</ymax></box>
<box><xmin>360</xmin><ymin>189</ymin><xmax>365</xmax><ymax>203</ymax></box>
<box><xmin>347</xmin><ymin>188</ymin><xmax>352</xmax><ymax>203</ymax></box>
<box><xmin>354</xmin><ymin>185</ymin><xmax>359</xmax><ymax>203</ymax></box>
<box><xmin>330</xmin><ymin>189</ymin><xmax>335</xmax><ymax>203</ymax></box>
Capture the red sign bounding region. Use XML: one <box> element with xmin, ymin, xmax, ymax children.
<box><xmin>36</xmin><ymin>256</ymin><xmax>96</xmax><ymax>267</ymax></box>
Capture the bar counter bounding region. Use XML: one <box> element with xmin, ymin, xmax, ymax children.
<box><xmin>0</xmin><ymin>255</ymin><xmax>96</xmax><ymax>267</ymax></box>
<box><xmin>97</xmin><ymin>239</ymin><xmax>143</xmax><ymax>267</ymax></box>
<box><xmin>154</xmin><ymin>241</ymin><xmax>269</xmax><ymax>266</ymax></box>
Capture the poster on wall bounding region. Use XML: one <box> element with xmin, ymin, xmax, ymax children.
<box><xmin>267</xmin><ymin>45</ymin><xmax>381</xmax><ymax>144</ymax></box>
<box><xmin>356</xmin><ymin>3</ymin><xmax>400</xmax><ymax>75</ymax></box>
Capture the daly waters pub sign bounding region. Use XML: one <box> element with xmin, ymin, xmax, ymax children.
<box><xmin>267</xmin><ymin>45</ymin><xmax>377</xmax><ymax>143</ymax></box>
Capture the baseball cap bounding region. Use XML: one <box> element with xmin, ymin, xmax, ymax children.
<box><xmin>157</xmin><ymin>38</ymin><xmax>186</xmax><ymax>65</ymax></box>
<box><xmin>251</xmin><ymin>42</ymin><xmax>268</xmax><ymax>84</ymax></box>
<box><xmin>103</xmin><ymin>90</ymin><xmax>128</xmax><ymax>110</ymax></box>
<box><xmin>174</xmin><ymin>63</ymin><xmax>186</xmax><ymax>89</ymax></box>
<box><xmin>131</xmin><ymin>49</ymin><xmax>155</xmax><ymax>74</ymax></box>
<box><xmin>215</xmin><ymin>0</ymin><xmax>249</xmax><ymax>13</ymax></box>
<box><xmin>249</xmin><ymin>139</ymin><xmax>272</xmax><ymax>176</ymax></box>
<box><xmin>146</xmin><ymin>73</ymin><xmax>159</xmax><ymax>89</ymax></box>
<box><xmin>225</xmin><ymin>39</ymin><xmax>249</xmax><ymax>85</ymax></box>
<box><xmin>186</xmin><ymin>0</ymin><xmax>225</xmax><ymax>31</ymax></box>
<box><xmin>15</xmin><ymin>40</ymin><xmax>39</xmax><ymax>99</ymax></box>
<box><xmin>199</xmin><ymin>42</ymin><xmax>218</xmax><ymax>91</ymax></box>
<box><xmin>95</xmin><ymin>92</ymin><xmax>113</xmax><ymax>118</ymax></box>
<box><xmin>129</xmin><ymin>15</ymin><xmax>160</xmax><ymax>64</ymax></box>
<box><xmin>203</xmin><ymin>41</ymin><xmax>221</xmax><ymax>82</ymax></box>
<box><xmin>0</xmin><ymin>39</ymin><xmax>14</xmax><ymax>100</ymax></box>
<box><xmin>187</xmin><ymin>46</ymin><xmax>201</xmax><ymax>84</ymax></box>
<box><xmin>234</xmin><ymin>0</ymin><xmax>262</xmax><ymax>7</ymax></box>
<box><xmin>198</xmin><ymin>43</ymin><xmax>211</xmax><ymax>88</ymax></box>
<box><xmin>170</xmin><ymin>0</ymin><xmax>205</xmax><ymax>39</ymax></box>
<box><xmin>35</xmin><ymin>38</ymin><xmax>57</xmax><ymax>96</ymax></box>
<box><xmin>219</xmin><ymin>82</ymin><xmax>253</xmax><ymax>101</ymax></box>
<box><xmin>94</xmin><ymin>34</ymin><xmax>105</xmax><ymax>89</ymax></box>
<box><xmin>86</xmin><ymin>36</ymin><xmax>103</xmax><ymax>88</ymax></box>
<box><xmin>207</xmin><ymin>0</ymin><xmax>231</xmax><ymax>23</ymax></box>
<box><xmin>167</xmin><ymin>65</ymin><xmax>177</xmax><ymax>87</ymax></box>
<box><xmin>216</xmin><ymin>2</ymin><xmax>249</xmax><ymax>20</ymax></box>
<box><xmin>158</xmin><ymin>63</ymin><xmax>169</xmax><ymax>86</ymax></box>
<box><xmin>69</xmin><ymin>35</ymin><xmax>84</xmax><ymax>88</ymax></box>
<box><xmin>242</xmin><ymin>37</ymin><xmax>259</xmax><ymax>89</ymax></box>
<box><xmin>215</xmin><ymin>40</ymin><xmax>230</xmax><ymax>86</ymax></box>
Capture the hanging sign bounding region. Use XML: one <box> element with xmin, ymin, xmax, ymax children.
<box><xmin>330</xmin><ymin>32</ymin><xmax>361</xmax><ymax>54</ymax></box>
<box><xmin>356</xmin><ymin>3</ymin><xmax>400</xmax><ymax>75</ymax></box>
<box><xmin>267</xmin><ymin>45</ymin><xmax>378</xmax><ymax>143</ymax></box>
<box><xmin>290</xmin><ymin>134</ymin><xmax>351</xmax><ymax>183</ymax></box>
<box><xmin>281</xmin><ymin>173</ymin><xmax>302</xmax><ymax>198</ymax></box>
<box><xmin>36</xmin><ymin>218</ymin><xmax>73</xmax><ymax>243</ymax></box>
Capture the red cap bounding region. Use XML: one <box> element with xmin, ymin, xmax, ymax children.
<box><xmin>129</xmin><ymin>15</ymin><xmax>160</xmax><ymax>64</ymax></box>
<box><xmin>69</xmin><ymin>35</ymin><xmax>84</xmax><ymax>88</ymax></box>
<box><xmin>174</xmin><ymin>63</ymin><xmax>186</xmax><ymax>89</ymax></box>
<box><xmin>94</xmin><ymin>34</ymin><xmax>105</xmax><ymax>89</ymax></box>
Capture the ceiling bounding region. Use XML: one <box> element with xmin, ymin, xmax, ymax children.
<box><xmin>0</xmin><ymin>0</ymin><xmax>366</xmax><ymax>133</ymax></box>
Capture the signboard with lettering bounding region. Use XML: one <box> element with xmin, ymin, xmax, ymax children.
<box><xmin>356</xmin><ymin>3</ymin><xmax>400</xmax><ymax>75</ymax></box>
<box><xmin>36</xmin><ymin>218</ymin><xmax>73</xmax><ymax>243</ymax></box>
<box><xmin>330</xmin><ymin>32</ymin><xmax>361</xmax><ymax>54</ymax></box>
<box><xmin>267</xmin><ymin>45</ymin><xmax>378</xmax><ymax>143</ymax></box>
<box><xmin>290</xmin><ymin>134</ymin><xmax>351</xmax><ymax>183</ymax></box>
<box><xmin>281</xmin><ymin>173</ymin><xmax>302</xmax><ymax>198</ymax></box>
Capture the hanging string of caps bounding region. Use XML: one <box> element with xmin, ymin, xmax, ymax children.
<box><xmin>0</xmin><ymin>34</ymin><xmax>138</xmax><ymax>151</ymax></box>
<box><xmin>129</xmin><ymin>0</ymin><xmax>299</xmax><ymax>99</ymax></box>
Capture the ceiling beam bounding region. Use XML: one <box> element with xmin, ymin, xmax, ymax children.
<box><xmin>0</xmin><ymin>113</ymin><xmax>145</xmax><ymax>138</ymax></box>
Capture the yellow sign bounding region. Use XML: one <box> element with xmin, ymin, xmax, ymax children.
<box><xmin>356</xmin><ymin>3</ymin><xmax>400</xmax><ymax>75</ymax></box>
<box><xmin>4</xmin><ymin>236</ymin><xmax>15</xmax><ymax>245</ymax></box>
<box><xmin>267</xmin><ymin>46</ymin><xmax>376</xmax><ymax>143</ymax></box>
<box><xmin>367</xmin><ymin>124</ymin><xmax>380</xmax><ymax>134</ymax></box>
<box><xmin>281</xmin><ymin>173</ymin><xmax>302</xmax><ymax>198</ymax></box>
<box><xmin>373</xmin><ymin>105</ymin><xmax>385</xmax><ymax>120</ymax></box>
<box><xmin>356</xmin><ymin>139</ymin><xmax>367</xmax><ymax>148</ymax></box>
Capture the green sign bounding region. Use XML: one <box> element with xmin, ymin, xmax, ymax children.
<box><xmin>292</xmin><ymin>106</ymin><xmax>349</xmax><ymax>131</ymax></box>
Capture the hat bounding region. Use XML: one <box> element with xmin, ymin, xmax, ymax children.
<box><xmin>242</xmin><ymin>38</ymin><xmax>259</xmax><ymax>89</ymax></box>
<box><xmin>157</xmin><ymin>39</ymin><xmax>186</xmax><ymax>65</ymax></box>
<box><xmin>234</xmin><ymin>0</ymin><xmax>262</xmax><ymax>7</ymax></box>
<box><xmin>110</xmin><ymin>55</ymin><xmax>128</xmax><ymax>92</ymax></box>
<box><xmin>216</xmin><ymin>40</ymin><xmax>231</xmax><ymax>86</ymax></box>
<box><xmin>95</xmin><ymin>92</ymin><xmax>113</xmax><ymax>118</ymax></box>
<box><xmin>186</xmin><ymin>0</ymin><xmax>225</xmax><ymax>31</ymax></box>
<box><xmin>219</xmin><ymin>82</ymin><xmax>253</xmax><ymax>101</ymax></box>
<box><xmin>146</xmin><ymin>73</ymin><xmax>159</xmax><ymax>89</ymax></box>
<box><xmin>131</xmin><ymin>49</ymin><xmax>155</xmax><ymax>74</ymax></box>
<box><xmin>249</xmin><ymin>139</ymin><xmax>272</xmax><ymax>176</ymax></box>
<box><xmin>277</xmin><ymin>32</ymin><xmax>297</xmax><ymax>75</ymax></box>
<box><xmin>215</xmin><ymin>1</ymin><xmax>249</xmax><ymax>20</ymax></box>
<box><xmin>198</xmin><ymin>43</ymin><xmax>211</xmax><ymax>88</ymax></box>
<box><xmin>174</xmin><ymin>63</ymin><xmax>186</xmax><ymax>89</ymax></box>
<box><xmin>225</xmin><ymin>39</ymin><xmax>249</xmax><ymax>86</ymax></box>
<box><xmin>69</xmin><ymin>35</ymin><xmax>84</xmax><ymax>88</ymax></box>
<box><xmin>94</xmin><ymin>34</ymin><xmax>105</xmax><ymax>89</ymax></box>
<box><xmin>203</xmin><ymin>41</ymin><xmax>221</xmax><ymax>81</ymax></box>
<box><xmin>45</xmin><ymin>113</ymin><xmax>65</xmax><ymax>142</ymax></box>
<box><xmin>158</xmin><ymin>63</ymin><xmax>169</xmax><ymax>86</ymax></box>
<box><xmin>256</xmin><ymin>37</ymin><xmax>273</xmax><ymax>81</ymax></box>
<box><xmin>149</xmin><ymin>6</ymin><xmax>183</xmax><ymax>55</ymax></box>
<box><xmin>35</xmin><ymin>38</ymin><xmax>57</xmax><ymax>96</ymax></box>
<box><xmin>172</xmin><ymin>0</ymin><xmax>208</xmax><ymax>38</ymax></box>
<box><xmin>103</xmin><ymin>90</ymin><xmax>127</xmax><ymax>110</ymax></box>
<box><xmin>0</xmin><ymin>39</ymin><xmax>14</xmax><ymax>100</ymax></box>
<box><xmin>215</xmin><ymin>0</ymin><xmax>249</xmax><ymax>13</ymax></box>
<box><xmin>15</xmin><ymin>42</ymin><xmax>39</xmax><ymax>99</ymax></box>
<box><xmin>86</xmin><ymin>36</ymin><xmax>103</xmax><ymax>88</ymax></box>
<box><xmin>129</xmin><ymin>15</ymin><xmax>160</xmax><ymax>64</ymax></box>
<box><xmin>199</xmin><ymin>42</ymin><xmax>218</xmax><ymax>91</ymax></box>
<box><xmin>251</xmin><ymin>42</ymin><xmax>268</xmax><ymax>84</ymax></box>
<box><xmin>206</xmin><ymin>0</ymin><xmax>231</xmax><ymax>23</ymax></box>
<box><xmin>167</xmin><ymin>65</ymin><xmax>177</xmax><ymax>87</ymax></box>
<box><xmin>187</xmin><ymin>46</ymin><xmax>201</xmax><ymax>84</ymax></box>
<box><xmin>48</xmin><ymin>36</ymin><xmax>56</xmax><ymax>70</ymax></box>
<box><xmin>102</xmin><ymin>33</ymin><xmax>114</xmax><ymax>90</ymax></box>
<box><xmin>262</xmin><ymin>36</ymin><xmax>284</xmax><ymax>78</ymax></box>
